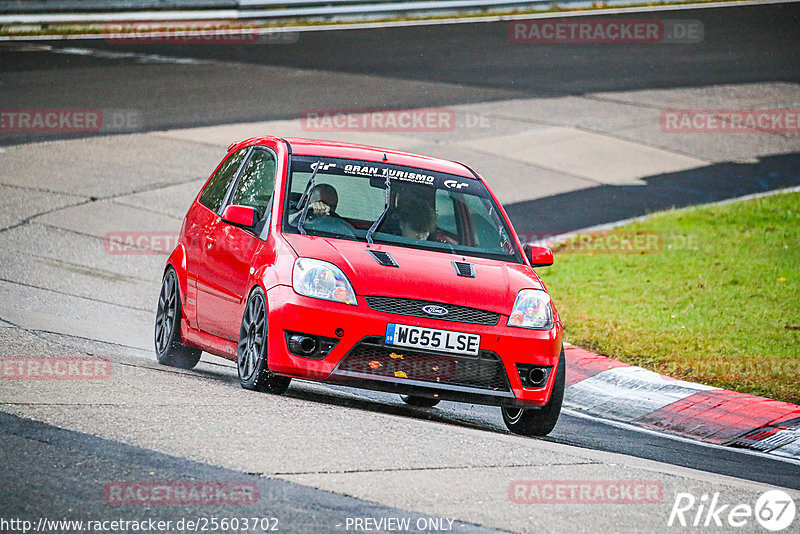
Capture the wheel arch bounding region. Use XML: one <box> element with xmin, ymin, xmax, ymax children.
<box><xmin>245</xmin><ymin>281</ymin><xmax>270</xmax><ymax>312</ymax></box>
<box><xmin>165</xmin><ymin>243</ymin><xmax>188</xmax><ymax>302</ymax></box>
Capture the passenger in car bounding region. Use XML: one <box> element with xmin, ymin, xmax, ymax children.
<box><xmin>397</xmin><ymin>198</ymin><xmax>437</xmax><ymax>241</ymax></box>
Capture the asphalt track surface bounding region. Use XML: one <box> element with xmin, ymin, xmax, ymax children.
<box><xmin>2</xmin><ymin>3</ymin><xmax>799</xmax><ymax>132</ymax></box>
<box><xmin>2</xmin><ymin>382</ymin><xmax>799</xmax><ymax>533</ymax></box>
<box><xmin>0</xmin><ymin>411</ymin><xmax>497</xmax><ymax>534</ymax></box>
<box><xmin>0</xmin><ymin>414</ymin><xmax>464</xmax><ymax>531</ymax></box>
<box><xmin>2</xmin><ymin>3</ymin><xmax>799</xmax><ymax>232</ymax></box>
<box><xmin>1</xmin><ymin>2</ymin><xmax>799</xmax><ymax>532</ymax></box>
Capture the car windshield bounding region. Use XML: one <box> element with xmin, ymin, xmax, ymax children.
<box><xmin>283</xmin><ymin>155</ymin><xmax>521</xmax><ymax>263</ymax></box>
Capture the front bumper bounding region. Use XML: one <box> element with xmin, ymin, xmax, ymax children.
<box><xmin>265</xmin><ymin>285</ymin><xmax>563</xmax><ymax>407</ymax></box>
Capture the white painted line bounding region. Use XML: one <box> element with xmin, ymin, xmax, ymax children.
<box><xmin>759</xmin><ymin>429</ymin><xmax>800</xmax><ymax>451</ymax></box>
<box><xmin>9</xmin><ymin>43</ymin><xmax>208</xmax><ymax>65</ymax></box>
<box><xmin>0</xmin><ymin>9</ymin><xmax>240</xmax><ymax>24</ymax></box>
<box><xmin>561</xmin><ymin>407</ymin><xmax>800</xmax><ymax>467</ymax></box>
<box><xmin>565</xmin><ymin>365</ymin><xmax>719</xmax><ymax>422</ymax></box>
<box><xmin>770</xmin><ymin>437</ymin><xmax>800</xmax><ymax>460</ymax></box>
<box><xmin>274</xmin><ymin>0</ymin><xmax>800</xmax><ymax>32</ymax></box>
<box><xmin>1</xmin><ymin>0</ymin><xmax>796</xmax><ymax>40</ymax></box>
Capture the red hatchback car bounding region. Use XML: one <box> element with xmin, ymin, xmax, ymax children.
<box><xmin>155</xmin><ymin>137</ymin><xmax>565</xmax><ymax>436</ymax></box>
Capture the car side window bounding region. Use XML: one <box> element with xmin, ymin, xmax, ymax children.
<box><xmin>198</xmin><ymin>148</ymin><xmax>248</xmax><ymax>213</ymax></box>
<box><xmin>228</xmin><ymin>148</ymin><xmax>277</xmax><ymax>221</ymax></box>
<box><xmin>435</xmin><ymin>189</ymin><xmax>459</xmax><ymax>236</ymax></box>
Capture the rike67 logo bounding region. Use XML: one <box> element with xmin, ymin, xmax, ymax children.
<box><xmin>669</xmin><ymin>489</ymin><xmax>796</xmax><ymax>531</ymax></box>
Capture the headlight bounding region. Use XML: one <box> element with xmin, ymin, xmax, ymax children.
<box><xmin>507</xmin><ymin>289</ymin><xmax>553</xmax><ymax>330</ymax></box>
<box><xmin>292</xmin><ymin>258</ymin><xmax>357</xmax><ymax>306</ymax></box>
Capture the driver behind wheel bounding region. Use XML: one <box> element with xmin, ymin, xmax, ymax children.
<box><xmin>306</xmin><ymin>183</ymin><xmax>339</xmax><ymax>218</ymax></box>
<box><xmin>290</xmin><ymin>183</ymin><xmax>339</xmax><ymax>224</ymax></box>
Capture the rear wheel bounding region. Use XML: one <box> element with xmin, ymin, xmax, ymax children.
<box><xmin>237</xmin><ymin>287</ymin><xmax>291</xmax><ymax>394</ymax></box>
<box><xmin>400</xmin><ymin>395</ymin><xmax>440</xmax><ymax>408</ymax></box>
<box><xmin>154</xmin><ymin>268</ymin><xmax>202</xmax><ymax>369</ymax></box>
<box><xmin>502</xmin><ymin>347</ymin><xmax>565</xmax><ymax>436</ymax></box>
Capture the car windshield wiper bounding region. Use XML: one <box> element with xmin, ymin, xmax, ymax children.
<box><xmin>296</xmin><ymin>161</ymin><xmax>322</xmax><ymax>235</ymax></box>
<box><xmin>365</xmin><ymin>171</ymin><xmax>391</xmax><ymax>244</ymax></box>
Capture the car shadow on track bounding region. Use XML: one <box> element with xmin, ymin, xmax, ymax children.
<box><xmin>284</xmin><ymin>380</ymin><xmax>509</xmax><ymax>435</ymax></box>
<box><xmin>188</xmin><ymin>355</ymin><xmax>513</xmax><ymax>436</ymax></box>
<box><xmin>172</xmin><ymin>357</ymin><xmax>800</xmax><ymax>491</ymax></box>
<box><xmin>506</xmin><ymin>152</ymin><xmax>800</xmax><ymax>234</ymax></box>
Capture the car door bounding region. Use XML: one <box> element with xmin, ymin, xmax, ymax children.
<box><xmin>195</xmin><ymin>146</ymin><xmax>278</xmax><ymax>340</ymax></box>
<box><xmin>184</xmin><ymin>147</ymin><xmax>249</xmax><ymax>330</ymax></box>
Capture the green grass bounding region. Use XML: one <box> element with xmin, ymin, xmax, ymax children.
<box><xmin>538</xmin><ymin>191</ymin><xmax>800</xmax><ymax>404</ymax></box>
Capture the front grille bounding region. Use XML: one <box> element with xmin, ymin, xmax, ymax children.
<box><xmin>334</xmin><ymin>337</ymin><xmax>510</xmax><ymax>391</ymax></box>
<box><xmin>365</xmin><ymin>296</ymin><xmax>500</xmax><ymax>325</ymax></box>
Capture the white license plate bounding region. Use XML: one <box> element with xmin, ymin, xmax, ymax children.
<box><xmin>385</xmin><ymin>323</ymin><xmax>480</xmax><ymax>356</ymax></box>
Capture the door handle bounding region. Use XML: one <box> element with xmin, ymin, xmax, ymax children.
<box><xmin>205</xmin><ymin>237</ymin><xmax>215</xmax><ymax>249</ymax></box>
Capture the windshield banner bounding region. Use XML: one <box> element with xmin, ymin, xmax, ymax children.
<box><xmin>293</xmin><ymin>156</ymin><xmax>487</xmax><ymax>197</ymax></box>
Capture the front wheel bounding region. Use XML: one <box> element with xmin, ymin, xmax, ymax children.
<box><xmin>237</xmin><ymin>287</ymin><xmax>291</xmax><ymax>394</ymax></box>
<box><xmin>502</xmin><ymin>347</ymin><xmax>565</xmax><ymax>436</ymax></box>
<box><xmin>154</xmin><ymin>268</ymin><xmax>201</xmax><ymax>369</ymax></box>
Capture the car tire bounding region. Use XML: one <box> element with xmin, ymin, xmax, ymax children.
<box><xmin>400</xmin><ymin>395</ymin><xmax>440</xmax><ymax>408</ymax></box>
<box><xmin>237</xmin><ymin>287</ymin><xmax>291</xmax><ymax>394</ymax></box>
<box><xmin>154</xmin><ymin>268</ymin><xmax>202</xmax><ymax>369</ymax></box>
<box><xmin>502</xmin><ymin>346</ymin><xmax>565</xmax><ymax>436</ymax></box>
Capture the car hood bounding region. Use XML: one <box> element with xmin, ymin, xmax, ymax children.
<box><xmin>283</xmin><ymin>234</ymin><xmax>544</xmax><ymax>315</ymax></box>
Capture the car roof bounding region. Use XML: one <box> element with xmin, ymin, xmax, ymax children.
<box><xmin>244</xmin><ymin>136</ymin><xmax>478</xmax><ymax>179</ymax></box>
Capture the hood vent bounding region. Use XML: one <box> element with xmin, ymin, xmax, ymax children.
<box><xmin>367</xmin><ymin>249</ymin><xmax>399</xmax><ymax>267</ymax></box>
<box><xmin>452</xmin><ymin>261</ymin><xmax>475</xmax><ymax>278</ymax></box>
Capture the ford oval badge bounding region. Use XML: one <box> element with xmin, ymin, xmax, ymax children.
<box><xmin>422</xmin><ymin>305</ymin><xmax>449</xmax><ymax>317</ymax></box>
